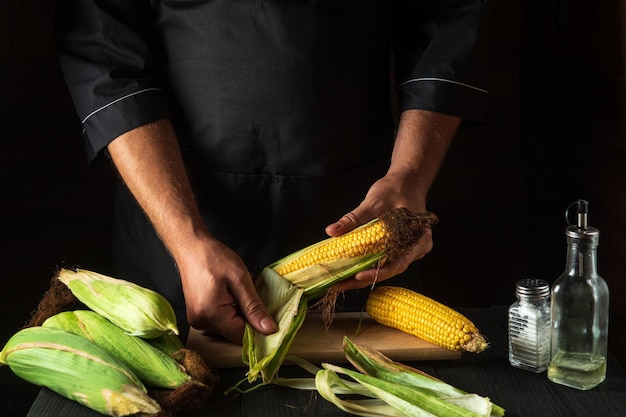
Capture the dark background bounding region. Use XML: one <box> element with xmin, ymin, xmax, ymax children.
<box><xmin>2</xmin><ymin>1</ymin><xmax>625</xmax><ymax>416</ymax></box>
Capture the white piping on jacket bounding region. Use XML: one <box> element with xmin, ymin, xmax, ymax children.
<box><xmin>397</xmin><ymin>77</ymin><xmax>488</xmax><ymax>93</ymax></box>
<box><xmin>81</xmin><ymin>87</ymin><xmax>164</xmax><ymax>124</ymax></box>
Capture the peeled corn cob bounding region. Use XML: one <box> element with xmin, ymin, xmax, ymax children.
<box><xmin>270</xmin><ymin>209</ymin><xmax>437</xmax><ymax>297</ymax></box>
<box><xmin>43</xmin><ymin>310</ymin><xmax>191</xmax><ymax>389</ymax></box>
<box><xmin>0</xmin><ymin>327</ymin><xmax>161</xmax><ymax>417</ymax></box>
<box><xmin>366</xmin><ymin>286</ymin><xmax>488</xmax><ymax>353</ymax></box>
<box><xmin>57</xmin><ymin>268</ymin><xmax>178</xmax><ymax>339</ymax></box>
<box><xmin>275</xmin><ymin>220</ymin><xmax>389</xmax><ymax>276</ymax></box>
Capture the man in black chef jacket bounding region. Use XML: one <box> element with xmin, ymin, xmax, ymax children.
<box><xmin>54</xmin><ymin>0</ymin><xmax>489</xmax><ymax>344</ymax></box>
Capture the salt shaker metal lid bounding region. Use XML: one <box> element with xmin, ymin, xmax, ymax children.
<box><xmin>515</xmin><ymin>279</ymin><xmax>550</xmax><ymax>299</ymax></box>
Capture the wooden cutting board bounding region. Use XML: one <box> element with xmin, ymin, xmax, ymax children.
<box><xmin>187</xmin><ymin>312</ymin><xmax>461</xmax><ymax>368</ymax></box>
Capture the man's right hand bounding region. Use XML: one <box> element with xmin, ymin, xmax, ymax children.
<box><xmin>176</xmin><ymin>236</ymin><xmax>277</xmax><ymax>344</ymax></box>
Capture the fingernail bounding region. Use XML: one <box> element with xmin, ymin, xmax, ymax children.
<box><xmin>328</xmin><ymin>222</ymin><xmax>341</xmax><ymax>231</ymax></box>
<box><xmin>260</xmin><ymin>317</ymin><xmax>277</xmax><ymax>333</ymax></box>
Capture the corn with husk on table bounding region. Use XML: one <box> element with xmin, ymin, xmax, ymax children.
<box><xmin>1</xmin><ymin>268</ymin><xmax>219</xmax><ymax>417</ymax></box>
<box><xmin>244</xmin><ymin>207</ymin><xmax>445</xmax><ymax>383</ymax></box>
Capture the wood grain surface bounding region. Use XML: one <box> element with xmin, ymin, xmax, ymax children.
<box><xmin>186</xmin><ymin>312</ymin><xmax>461</xmax><ymax>368</ymax></box>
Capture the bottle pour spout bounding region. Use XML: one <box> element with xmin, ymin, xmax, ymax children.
<box><xmin>566</xmin><ymin>199</ymin><xmax>589</xmax><ymax>230</ymax></box>
<box><xmin>575</xmin><ymin>199</ymin><xmax>588</xmax><ymax>229</ymax></box>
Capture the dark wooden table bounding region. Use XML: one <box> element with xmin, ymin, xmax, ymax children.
<box><xmin>26</xmin><ymin>306</ymin><xmax>626</xmax><ymax>417</ymax></box>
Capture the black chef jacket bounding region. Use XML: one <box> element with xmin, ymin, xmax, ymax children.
<box><xmin>55</xmin><ymin>0</ymin><xmax>489</xmax><ymax>338</ymax></box>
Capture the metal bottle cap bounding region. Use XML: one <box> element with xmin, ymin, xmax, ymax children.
<box><xmin>515</xmin><ymin>279</ymin><xmax>550</xmax><ymax>299</ymax></box>
<box><xmin>565</xmin><ymin>225</ymin><xmax>599</xmax><ymax>239</ymax></box>
<box><xmin>564</xmin><ymin>199</ymin><xmax>599</xmax><ymax>240</ymax></box>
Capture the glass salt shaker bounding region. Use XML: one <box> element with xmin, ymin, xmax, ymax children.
<box><xmin>508</xmin><ymin>278</ymin><xmax>551</xmax><ymax>372</ymax></box>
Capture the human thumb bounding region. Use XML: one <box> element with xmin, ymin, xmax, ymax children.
<box><xmin>325</xmin><ymin>210</ymin><xmax>364</xmax><ymax>237</ymax></box>
<box><xmin>243</xmin><ymin>298</ymin><xmax>277</xmax><ymax>335</ymax></box>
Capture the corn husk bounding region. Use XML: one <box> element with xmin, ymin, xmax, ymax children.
<box><xmin>270</xmin><ymin>338</ymin><xmax>505</xmax><ymax>417</ymax></box>
<box><xmin>42</xmin><ymin>310</ymin><xmax>190</xmax><ymax>389</ymax></box>
<box><xmin>0</xmin><ymin>327</ymin><xmax>160</xmax><ymax>417</ymax></box>
<box><xmin>243</xmin><ymin>267</ymin><xmax>307</xmax><ymax>382</ymax></box>
<box><xmin>57</xmin><ymin>268</ymin><xmax>178</xmax><ymax>339</ymax></box>
<box><xmin>342</xmin><ymin>337</ymin><xmax>503</xmax><ymax>416</ymax></box>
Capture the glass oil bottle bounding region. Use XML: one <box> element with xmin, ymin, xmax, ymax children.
<box><xmin>547</xmin><ymin>199</ymin><xmax>609</xmax><ymax>390</ymax></box>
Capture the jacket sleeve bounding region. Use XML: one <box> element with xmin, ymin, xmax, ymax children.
<box><xmin>55</xmin><ymin>0</ymin><xmax>171</xmax><ymax>163</ymax></box>
<box><xmin>391</xmin><ymin>0</ymin><xmax>490</xmax><ymax>121</ymax></box>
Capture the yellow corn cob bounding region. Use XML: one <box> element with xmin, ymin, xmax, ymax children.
<box><xmin>0</xmin><ymin>327</ymin><xmax>161</xmax><ymax>417</ymax></box>
<box><xmin>57</xmin><ymin>268</ymin><xmax>178</xmax><ymax>339</ymax></box>
<box><xmin>270</xmin><ymin>208</ymin><xmax>437</xmax><ymax>296</ymax></box>
<box><xmin>366</xmin><ymin>286</ymin><xmax>488</xmax><ymax>353</ymax></box>
<box><xmin>275</xmin><ymin>220</ymin><xmax>389</xmax><ymax>276</ymax></box>
<box><xmin>43</xmin><ymin>310</ymin><xmax>191</xmax><ymax>389</ymax></box>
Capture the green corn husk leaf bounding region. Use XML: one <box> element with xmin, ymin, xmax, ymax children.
<box><xmin>43</xmin><ymin>310</ymin><xmax>190</xmax><ymax>389</ymax></box>
<box><xmin>242</xmin><ymin>250</ymin><xmax>382</xmax><ymax>384</ymax></box>
<box><xmin>439</xmin><ymin>395</ymin><xmax>496</xmax><ymax>416</ymax></box>
<box><xmin>0</xmin><ymin>327</ymin><xmax>160</xmax><ymax>417</ymax></box>
<box><xmin>315</xmin><ymin>368</ymin><xmax>414</xmax><ymax>417</ymax></box>
<box><xmin>344</xmin><ymin>337</ymin><xmax>466</xmax><ymax>396</ymax></box>
<box><xmin>57</xmin><ymin>268</ymin><xmax>178</xmax><ymax>339</ymax></box>
<box><xmin>243</xmin><ymin>267</ymin><xmax>307</xmax><ymax>383</ymax></box>
<box><xmin>147</xmin><ymin>330</ymin><xmax>186</xmax><ymax>357</ymax></box>
<box><xmin>270</xmin><ymin>347</ymin><xmax>504</xmax><ymax>417</ymax></box>
<box><xmin>275</xmin><ymin>355</ymin><xmax>492</xmax><ymax>417</ymax></box>
<box><xmin>322</xmin><ymin>363</ymin><xmax>485</xmax><ymax>417</ymax></box>
<box><xmin>273</xmin><ymin>356</ymin><xmax>375</xmax><ymax>397</ymax></box>
<box><xmin>289</xmin><ymin>253</ymin><xmax>386</xmax><ymax>298</ymax></box>
<box><xmin>343</xmin><ymin>337</ymin><xmax>504</xmax><ymax>417</ymax></box>
<box><xmin>251</xmin><ymin>298</ymin><xmax>307</xmax><ymax>382</ymax></box>
<box><xmin>243</xmin><ymin>249</ymin><xmax>383</xmax><ymax>385</ymax></box>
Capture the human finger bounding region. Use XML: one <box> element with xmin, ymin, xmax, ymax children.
<box><xmin>230</xmin><ymin>277</ymin><xmax>278</xmax><ymax>336</ymax></box>
<box><xmin>335</xmin><ymin>228</ymin><xmax>433</xmax><ymax>291</ymax></box>
<box><xmin>204</xmin><ymin>302</ymin><xmax>247</xmax><ymax>345</ymax></box>
<box><xmin>325</xmin><ymin>210</ymin><xmax>366</xmax><ymax>237</ymax></box>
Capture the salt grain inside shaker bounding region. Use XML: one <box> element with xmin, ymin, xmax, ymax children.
<box><xmin>508</xmin><ymin>278</ymin><xmax>551</xmax><ymax>372</ymax></box>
